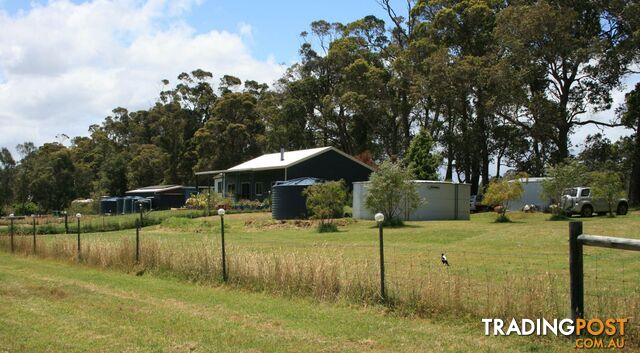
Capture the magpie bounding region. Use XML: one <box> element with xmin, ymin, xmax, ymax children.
<box><xmin>441</xmin><ymin>253</ymin><xmax>449</xmax><ymax>266</ymax></box>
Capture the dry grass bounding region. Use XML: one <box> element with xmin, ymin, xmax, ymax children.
<box><xmin>1</xmin><ymin>213</ymin><xmax>638</xmax><ymax>347</ymax></box>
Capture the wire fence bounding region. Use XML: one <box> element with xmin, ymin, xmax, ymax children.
<box><xmin>0</xmin><ymin>220</ymin><xmax>638</xmax><ymax>343</ymax></box>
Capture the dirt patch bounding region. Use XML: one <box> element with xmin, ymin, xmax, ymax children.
<box><xmin>243</xmin><ymin>218</ymin><xmax>356</xmax><ymax>231</ymax></box>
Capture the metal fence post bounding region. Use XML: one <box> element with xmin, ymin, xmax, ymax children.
<box><xmin>569</xmin><ymin>221</ymin><xmax>584</xmax><ymax>322</ymax></box>
<box><xmin>135</xmin><ymin>219</ymin><xmax>140</xmax><ymax>263</ymax></box>
<box><xmin>218</xmin><ymin>208</ymin><xmax>227</xmax><ymax>282</ymax></box>
<box><xmin>379</xmin><ymin>221</ymin><xmax>386</xmax><ymax>302</ymax></box>
<box><xmin>9</xmin><ymin>215</ymin><xmax>14</xmax><ymax>253</ymax></box>
<box><xmin>76</xmin><ymin>214</ymin><xmax>82</xmax><ymax>260</ymax></box>
<box><xmin>32</xmin><ymin>215</ymin><xmax>36</xmax><ymax>254</ymax></box>
<box><xmin>64</xmin><ymin>212</ymin><xmax>68</xmax><ymax>234</ymax></box>
<box><xmin>139</xmin><ymin>204</ymin><xmax>144</xmax><ymax>228</ymax></box>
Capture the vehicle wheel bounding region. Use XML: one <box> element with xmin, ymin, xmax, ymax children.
<box><xmin>617</xmin><ymin>203</ymin><xmax>629</xmax><ymax>216</ymax></box>
<box><xmin>581</xmin><ymin>205</ymin><xmax>593</xmax><ymax>218</ymax></box>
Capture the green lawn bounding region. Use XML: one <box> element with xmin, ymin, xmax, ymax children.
<box><xmin>0</xmin><ymin>253</ymin><xmax>577</xmax><ymax>353</ymax></box>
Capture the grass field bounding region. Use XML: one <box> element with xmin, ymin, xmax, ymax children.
<box><xmin>0</xmin><ymin>253</ymin><xmax>578</xmax><ymax>352</ymax></box>
<box><xmin>1</xmin><ymin>211</ymin><xmax>639</xmax><ymax>351</ymax></box>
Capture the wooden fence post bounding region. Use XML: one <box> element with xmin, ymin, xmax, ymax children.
<box><xmin>569</xmin><ymin>221</ymin><xmax>584</xmax><ymax>322</ymax></box>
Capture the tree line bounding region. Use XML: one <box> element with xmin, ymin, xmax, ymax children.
<box><xmin>1</xmin><ymin>0</ymin><xmax>639</xmax><ymax>213</ymax></box>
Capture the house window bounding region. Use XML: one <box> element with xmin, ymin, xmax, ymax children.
<box><xmin>227</xmin><ymin>183</ymin><xmax>236</xmax><ymax>194</ymax></box>
<box><xmin>255</xmin><ymin>182</ymin><xmax>263</xmax><ymax>196</ymax></box>
<box><xmin>217</xmin><ymin>181</ymin><xmax>223</xmax><ymax>193</ymax></box>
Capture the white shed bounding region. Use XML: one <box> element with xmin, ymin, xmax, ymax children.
<box><xmin>506</xmin><ymin>177</ymin><xmax>552</xmax><ymax>211</ymax></box>
<box><xmin>352</xmin><ymin>180</ymin><xmax>471</xmax><ymax>221</ymax></box>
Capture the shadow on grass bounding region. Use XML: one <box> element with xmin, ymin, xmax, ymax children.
<box><xmin>367</xmin><ymin>223</ymin><xmax>424</xmax><ymax>229</ymax></box>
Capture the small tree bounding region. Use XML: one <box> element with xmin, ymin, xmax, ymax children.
<box><xmin>541</xmin><ymin>160</ymin><xmax>589</xmax><ymax>215</ymax></box>
<box><xmin>590</xmin><ymin>171</ymin><xmax>624</xmax><ymax>217</ymax></box>
<box><xmin>404</xmin><ymin>128</ymin><xmax>442</xmax><ymax>180</ymax></box>
<box><xmin>303</xmin><ymin>180</ymin><xmax>347</xmax><ymax>232</ymax></box>
<box><xmin>365</xmin><ymin>161</ymin><xmax>420</xmax><ymax>226</ymax></box>
<box><xmin>483</xmin><ymin>174</ymin><xmax>525</xmax><ymax>222</ymax></box>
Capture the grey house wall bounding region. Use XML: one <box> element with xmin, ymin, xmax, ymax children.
<box><xmin>507</xmin><ymin>180</ymin><xmax>552</xmax><ymax>211</ymax></box>
<box><xmin>353</xmin><ymin>181</ymin><xmax>471</xmax><ymax>221</ymax></box>
<box><xmin>223</xmin><ymin>169</ymin><xmax>286</xmax><ymax>201</ymax></box>
<box><xmin>287</xmin><ymin>149</ymin><xmax>373</xmax><ymax>188</ymax></box>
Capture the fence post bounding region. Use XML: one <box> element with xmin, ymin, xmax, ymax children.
<box><xmin>569</xmin><ymin>221</ymin><xmax>584</xmax><ymax>322</ymax></box>
<box><xmin>207</xmin><ymin>177</ymin><xmax>212</xmax><ymax>217</ymax></box>
<box><xmin>374</xmin><ymin>213</ymin><xmax>386</xmax><ymax>302</ymax></box>
<box><xmin>135</xmin><ymin>219</ymin><xmax>140</xmax><ymax>263</ymax></box>
<box><xmin>64</xmin><ymin>211</ymin><xmax>68</xmax><ymax>234</ymax></box>
<box><xmin>32</xmin><ymin>215</ymin><xmax>36</xmax><ymax>254</ymax></box>
<box><xmin>218</xmin><ymin>208</ymin><xmax>227</xmax><ymax>282</ymax></box>
<box><xmin>9</xmin><ymin>214</ymin><xmax>14</xmax><ymax>253</ymax></box>
<box><xmin>139</xmin><ymin>204</ymin><xmax>144</xmax><ymax>228</ymax></box>
<box><xmin>76</xmin><ymin>213</ymin><xmax>82</xmax><ymax>261</ymax></box>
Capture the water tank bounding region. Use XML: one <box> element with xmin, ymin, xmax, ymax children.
<box><xmin>271</xmin><ymin>177</ymin><xmax>323</xmax><ymax>220</ymax></box>
<box><xmin>100</xmin><ymin>197</ymin><xmax>118</xmax><ymax>214</ymax></box>
<box><xmin>116</xmin><ymin>197</ymin><xmax>125</xmax><ymax>214</ymax></box>
<box><xmin>132</xmin><ymin>198</ymin><xmax>151</xmax><ymax>212</ymax></box>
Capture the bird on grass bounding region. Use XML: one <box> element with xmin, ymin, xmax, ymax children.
<box><xmin>441</xmin><ymin>253</ymin><xmax>449</xmax><ymax>266</ymax></box>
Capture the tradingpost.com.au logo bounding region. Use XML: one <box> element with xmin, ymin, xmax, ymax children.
<box><xmin>482</xmin><ymin>318</ymin><xmax>629</xmax><ymax>349</ymax></box>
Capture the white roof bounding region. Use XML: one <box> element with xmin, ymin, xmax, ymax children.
<box><xmin>354</xmin><ymin>180</ymin><xmax>469</xmax><ymax>185</ymax></box>
<box><xmin>126</xmin><ymin>185</ymin><xmax>183</xmax><ymax>193</ymax></box>
<box><xmin>511</xmin><ymin>177</ymin><xmax>551</xmax><ymax>183</ymax></box>
<box><xmin>196</xmin><ymin>147</ymin><xmax>373</xmax><ymax>175</ymax></box>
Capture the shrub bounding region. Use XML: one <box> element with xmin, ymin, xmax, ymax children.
<box><xmin>185</xmin><ymin>191</ymin><xmax>222</xmax><ymax>210</ymax></box>
<box><xmin>483</xmin><ymin>174</ymin><xmax>526</xmax><ymax>222</ymax></box>
<box><xmin>365</xmin><ymin>161</ymin><xmax>420</xmax><ymax>226</ymax></box>
<box><xmin>317</xmin><ymin>223</ymin><xmax>338</xmax><ymax>233</ymax></box>
<box><xmin>12</xmin><ymin>202</ymin><xmax>39</xmax><ymax>216</ymax></box>
<box><xmin>541</xmin><ymin>160</ymin><xmax>589</xmax><ymax>215</ymax></box>
<box><xmin>590</xmin><ymin>171</ymin><xmax>624</xmax><ymax>217</ymax></box>
<box><xmin>495</xmin><ymin>214</ymin><xmax>512</xmax><ymax>223</ymax></box>
<box><xmin>303</xmin><ymin>180</ymin><xmax>348</xmax><ymax>232</ymax></box>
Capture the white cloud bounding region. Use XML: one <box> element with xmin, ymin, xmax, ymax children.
<box><xmin>238</xmin><ymin>22</ymin><xmax>253</xmax><ymax>38</ymax></box>
<box><xmin>0</xmin><ymin>0</ymin><xmax>285</xmax><ymax>155</ymax></box>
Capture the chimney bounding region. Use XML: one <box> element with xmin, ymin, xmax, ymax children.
<box><xmin>280</xmin><ymin>147</ymin><xmax>285</xmax><ymax>161</ymax></box>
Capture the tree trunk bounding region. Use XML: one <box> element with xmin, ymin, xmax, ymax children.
<box><xmin>629</xmin><ymin>120</ymin><xmax>640</xmax><ymax>205</ymax></box>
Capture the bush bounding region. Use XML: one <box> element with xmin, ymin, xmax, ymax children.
<box><xmin>541</xmin><ymin>161</ymin><xmax>589</xmax><ymax>215</ymax></box>
<box><xmin>12</xmin><ymin>202</ymin><xmax>39</xmax><ymax>216</ymax></box>
<box><xmin>365</xmin><ymin>161</ymin><xmax>420</xmax><ymax>225</ymax></box>
<box><xmin>317</xmin><ymin>223</ymin><xmax>338</xmax><ymax>233</ymax></box>
<box><xmin>185</xmin><ymin>191</ymin><xmax>222</xmax><ymax>210</ymax></box>
<box><xmin>590</xmin><ymin>171</ymin><xmax>624</xmax><ymax>217</ymax></box>
<box><xmin>483</xmin><ymin>173</ymin><xmax>525</xmax><ymax>222</ymax></box>
<box><xmin>495</xmin><ymin>214</ymin><xmax>512</xmax><ymax>223</ymax></box>
<box><xmin>68</xmin><ymin>200</ymin><xmax>99</xmax><ymax>215</ymax></box>
<box><xmin>303</xmin><ymin>180</ymin><xmax>348</xmax><ymax>232</ymax></box>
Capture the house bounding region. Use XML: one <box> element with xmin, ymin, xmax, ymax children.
<box><xmin>352</xmin><ymin>180</ymin><xmax>471</xmax><ymax>221</ymax></box>
<box><xmin>195</xmin><ymin>147</ymin><xmax>374</xmax><ymax>201</ymax></box>
<box><xmin>125</xmin><ymin>185</ymin><xmax>196</xmax><ymax>210</ymax></box>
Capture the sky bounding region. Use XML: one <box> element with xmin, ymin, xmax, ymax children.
<box><xmin>0</xmin><ymin>0</ymin><xmax>638</xmax><ymax>160</ymax></box>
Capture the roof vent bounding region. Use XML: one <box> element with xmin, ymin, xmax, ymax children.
<box><xmin>280</xmin><ymin>147</ymin><xmax>285</xmax><ymax>161</ymax></box>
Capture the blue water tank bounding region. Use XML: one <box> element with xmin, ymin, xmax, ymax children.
<box><xmin>100</xmin><ymin>197</ymin><xmax>118</xmax><ymax>214</ymax></box>
<box><xmin>271</xmin><ymin>177</ymin><xmax>323</xmax><ymax>220</ymax></box>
